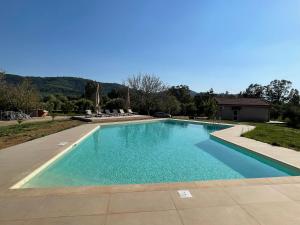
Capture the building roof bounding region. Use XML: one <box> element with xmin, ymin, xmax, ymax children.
<box><xmin>215</xmin><ymin>97</ymin><xmax>270</xmax><ymax>107</ymax></box>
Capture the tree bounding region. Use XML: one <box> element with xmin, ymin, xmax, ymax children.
<box><xmin>159</xmin><ymin>94</ymin><xmax>181</xmax><ymax>115</ymax></box>
<box><xmin>194</xmin><ymin>89</ymin><xmax>215</xmax><ymax>115</ymax></box>
<box><xmin>283</xmin><ymin>105</ymin><xmax>300</xmax><ymax>128</ymax></box>
<box><xmin>105</xmin><ymin>98</ymin><xmax>126</xmax><ymax>110</ymax></box>
<box><xmin>168</xmin><ymin>85</ymin><xmax>195</xmax><ymax>115</ymax></box>
<box><xmin>84</xmin><ymin>81</ymin><xmax>98</xmax><ymax>101</ymax></box>
<box><xmin>0</xmin><ymin>77</ymin><xmax>40</xmax><ymax>113</ymax></box>
<box><xmin>0</xmin><ymin>70</ymin><xmax>7</xmax><ymax>110</ymax></box>
<box><xmin>44</xmin><ymin>95</ymin><xmax>62</xmax><ymax>111</ymax></box>
<box><xmin>203</xmin><ymin>97</ymin><xmax>218</xmax><ymax>119</ymax></box>
<box><xmin>241</xmin><ymin>84</ymin><xmax>265</xmax><ymax>98</ymax></box>
<box><xmin>288</xmin><ymin>89</ymin><xmax>300</xmax><ymax>105</ymax></box>
<box><xmin>16</xmin><ymin>79</ymin><xmax>40</xmax><ymax>113</ymax></box>
<box><xmin>75</xmin><ymin>98</ymin><xmax>94</xmax><ymax>113</ymax></box>
<box><xmin>107</xmin><ymin>88</ymin><xmax>127</xmax><ymax>99</ymax></box>
<box><xmin>183</xmin><ymin>102</ymin><xmax>197</xmax><ymax>116</ymax></box>
<box><xmin>265</xmin><ymin>79</ymin><xmax>292</xmax><ymax>104</ymax></box>
<box><xmin>126</xmin><ymin>73</ymin><xmax>167</xmax><ymax>115</ymax></box>
<box><xmin>61</xmin><ymin>101</ymin><xmax>76</xmax><ymax>113</ymax></box>
<box><xmin>168</xmin><ymin>85</ymin><xmax>193</xmax><ymax>104</ymax></box>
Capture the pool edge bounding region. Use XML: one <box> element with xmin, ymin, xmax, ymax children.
<box><xmin>11</xmin><ymin>118</ymin><xmax>300</xmax><ymax>189</ymax></box>
<box><xmin>10</xmin><ymin>125</ymin><xmax>101</xmax><ymax>189</ymax></box>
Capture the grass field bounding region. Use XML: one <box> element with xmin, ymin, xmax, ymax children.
<box><xmin>0</xmin><ymin>120</ymin><xmax>84</xmax><ymax>150</ymax></box>
<box><xmin>242</xmin><ymin>123</ymin><xmax>300</xmax><ymax>151</ymax></box>
<box><xmin>180</xmin><ymin>117</ymin><xmax>300</xmax><ymax>151</ymax></box>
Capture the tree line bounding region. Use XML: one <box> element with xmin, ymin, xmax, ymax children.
<box><xmin>239</xmin><ymin>80</ymin><xmax>299</xmax><ymax>126</ymax></box>
<box><xmin>0</xmin><ymin>70</ymin><xmax>299</xmax><ymax>127</ymax></box>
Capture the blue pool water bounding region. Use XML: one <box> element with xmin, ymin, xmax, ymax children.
<box><xmin>22</xmin><ymin>120</ymin><xmax>300</xmax><ymax>188</ymax></box>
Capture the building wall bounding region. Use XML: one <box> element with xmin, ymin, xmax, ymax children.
<box><xmin>218</xmin><ymin>105</ymin><xmax>270</xmax><ymax>122</ymax></box>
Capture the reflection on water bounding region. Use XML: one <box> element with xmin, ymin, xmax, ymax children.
<box><xmin>115</xmin><ymin>121</ymin><xmax>175</xmax><ymax>148</ymax></box>
<box><xmin>196</xmin><ymin>139</ymin><xmax>290</xmax><ymax>178</ymax></box>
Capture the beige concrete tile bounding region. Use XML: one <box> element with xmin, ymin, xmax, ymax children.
<box><xmin>271</xmin><ymin>184</ymin><xmax>300</xmax><ymax>201</ymax></box>
<box><xmin>28</xmin><ymin>194</ymin><xmax>109</xmax><ymax>218</ymax></box>
<box><xmin>105</xmin><ymin>184</ymin><xmax>145</xmax><ymax>193</ymax></box>
<box><xmin>291</xmin><ymin>176</ymin><xmax>300</xmax><ymax>183</ymax></box>
<box><xmin>0</xmin><ymin>220</ymin><xmax>29</xmax><ymax>225</ymax></box>
<box><xmin>108</xmin><ymin>184</ymin><xmax>170</xmax><ymax>193</ymax></box>
<box><xmin>141</xmin><ymin>183</ymin><xmax>170</xmax><ymax>191</ymax></box>
<box><xmin>243</xmin><ymin>201</ymin><xmax>300</xmax><ymax>225</ymax></box>
<box><xmin>0</xmin><ymin>196</ymin><xmax>45</xmax><ymax>220</ymax></box>
<box><xmin>170</xmin><ymin>188</ymin><xmax>236</xmax><ymax>209</ymax></box>
<box><xmin>27</xmin><ymin>215</ymin><xmax>106</xmax><ymax>225</ymax></box>
<box><xmin>179</xmin><ymin>205</ymin><xmax>259</xmax><ymax>225</ymax></box>
<box><xmin>167</xmin><ymin>182</ymin><xmax>197</xmax><ymax>190</ymax></box>
<box><xmin>194</xmin><ymin>180</ymin><xmax>220</xmax><ymax>188</ymax></box>
<box><xmin>268</xmin><ymin>176</ymin><xmax>295</xmax><ymax>184</ymax></box>
<box><xmin>225</xmin><ymin>185</ymin><xmax>291</xmax><ymax>204</ymax></box>
<box><xmin>243</xmin><ymin>178</ymin><xmax>272</xmax><ymax>185</ymax></box>
<box><xmin>214</xmin><ymin>179</ymin><xmax>248</xmax><ymax>187</ymax></box>
<box><xmin>109</xmin><ymin>191</ymin><xmax>174</xmax><ymax>213</ymax></box>
<box><xmin>107</xmin><ymin>210</ymin><xmax>182</xmax><ymax>225</ymax></box>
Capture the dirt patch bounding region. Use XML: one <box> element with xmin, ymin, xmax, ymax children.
<box><xmin>0</xmin><ymin>120</ymin><xmax>84</xmax><ymax>150</ymax></box>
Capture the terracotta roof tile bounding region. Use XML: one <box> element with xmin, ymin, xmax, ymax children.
<box><xmin>215</xmin><ymin>97</ymin><xmax>270</xmax><ymax>106</ymax></box>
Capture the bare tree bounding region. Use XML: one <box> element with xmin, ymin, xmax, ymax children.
<box><xmin>126</xmin><ymin>73</ymin><xmax>167</xmax><ymax>115</ymax></box>
<box><xmin>127</xmin><ymin>73</ymin><xmax>166</xmax><ymax>93</ymax></box>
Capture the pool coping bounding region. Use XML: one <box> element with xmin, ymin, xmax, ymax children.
<box><xmin>210</xmin><ymin>124</ymin><xmax>300</xmax><ymax>171</ymax></box>
<box><xmin>172</xmin><ymin>118</ymin><xmax>300</xmax><ymax>171</ymax></box>
<box><xmin>6</xmin><ymin>118</ymin><xmax>300</xmax><ymax>192</ymax></box>
<box><xmin>10</xmin><ymin>125</ymin><xmax>101</xmax><ymax>189</ymax></box>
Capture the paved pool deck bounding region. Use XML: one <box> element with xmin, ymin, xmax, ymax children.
<box><xmin>1</xmin><ymin>119</ymin><xmax>300</xmax><ymax>225</ymax></box>
<box><xmin>211</xmin><ymin>124</ymin><xmax>300</xmax><ymax>170</ymax></box>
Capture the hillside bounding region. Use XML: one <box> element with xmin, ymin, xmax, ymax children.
<box><xmin>4</xmin><ymin>74</ymin><xmax>124</xmax><ymax>97</ymax></box>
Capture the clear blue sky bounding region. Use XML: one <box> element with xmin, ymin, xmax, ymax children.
<box><xmin>1</xmin><ymin>0</ymin><xmax>300</xmax><ymax>93</ymax></box>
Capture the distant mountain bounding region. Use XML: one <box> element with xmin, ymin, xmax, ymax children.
<box><xmin>4</xmin><ymin>74</ymin><xmax>124</xmax><ymax>97</ymax></box>
<box><xmin>189</xmin><ymin>90</ymin><xmax>197</xmax><ymax>96</ymax></box>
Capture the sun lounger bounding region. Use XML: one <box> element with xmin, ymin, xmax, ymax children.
<box><xmin>85</xmin><ymin>109</ymin><xmax>93</xmax><ymax>118</ymax></box>
<box><xmin>112</xmin><ymin>109</ymin><xmax>120</xmax><ymax>116</ymax></box>
<box><xmin>119</xmin><ymin>109</ymin><xmax>129</xmax><ymax>116</ymax></box>
<box><xmin>105</xmin><ymin>109</ymin><xmax>113</xmax><ymax>116</ymax></box>
<box><xmin>96</xmin><ymin>111</ymin><xmax>108</xmax><ymax>117</ymax></box>
<box><xmin>127</xmin><ymin>109</ymin><xmax>137</xmax><ymax>115</ymax></box>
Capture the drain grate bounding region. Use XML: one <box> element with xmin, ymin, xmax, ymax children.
<box><xmin>57</xmin><ymin>142</ymin><xmax>68</xmax><ymax>146</ymax></box>
<box><xmin>177</xmin><ymin>190</ymin><xmax>192</xmax><ymax>198</ymax></box>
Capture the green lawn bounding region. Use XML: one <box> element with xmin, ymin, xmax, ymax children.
<box><xmin>179</xmin><ymin>117</ymin><xmax>300</xmax><ymax>151</ymax></box>
<box><xmin>0</xmin><ymin>120</ymin><xmax>84</xmax><ymax>150</ymax></box>
<box><xmin>242</xmin><ymin>123</ymin><xmax>300</xmax><ymax>151</ymax></box>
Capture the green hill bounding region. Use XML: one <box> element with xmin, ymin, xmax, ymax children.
<box><xmin>4</xmin><ymin>74</ymin><xmax>124</xmax><ymax>97</ymax></box>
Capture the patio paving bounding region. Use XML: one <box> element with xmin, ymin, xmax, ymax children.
<box><xmin>1</xmin><ymin>119</ymin><xmax>300</xmax><ymax>224</ymax></box>
<box><xmin>2</xmin><ymin>181</ymin><xmax>300</xmax><ymax>225</ymax></box>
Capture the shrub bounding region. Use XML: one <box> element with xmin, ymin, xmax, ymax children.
<box><xmin>105</xmin><ymin>98</ymin><xmax>125</xmax><ymax>110</ymax></box>
<box><xmin>75</xmin><ymin>98</ymin><xmax>94</xmax><ymax>113</ymax></box>
<box><xmin>283</xmin><ymin>105</ymin><xmax>300</xmax><ymax>128</ymax></box>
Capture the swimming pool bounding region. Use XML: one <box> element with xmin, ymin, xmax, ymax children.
<box><xmin>21</xmin><ymin>120</ymin><xmax>300</xmax><ymax>188</ymax></box>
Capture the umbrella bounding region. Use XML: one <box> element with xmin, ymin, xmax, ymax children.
<box><xmin>95</xmin><ymin>83</ymin><xmax>101</xmax><ymax>114</ymax></box>
<box><xmin>126</xmin><ymin>86</ymin><xmax>131</xmax><ymax>110</ymax></box>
